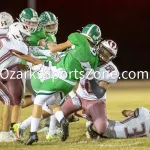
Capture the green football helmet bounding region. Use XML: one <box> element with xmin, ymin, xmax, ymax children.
<box><xmin>81</xmin><ymin>24</ymin><xmax>101</xmax><ymax>46</ymax></box>
<box><xmin>19</xmin><ymin>8</ymin><xmax>39</xmax><ymax>33</ymax></box>
<box><xmin>39</xmin><ymin>11</ymin><xmax>58</xmax><ymax>34</ymax></box>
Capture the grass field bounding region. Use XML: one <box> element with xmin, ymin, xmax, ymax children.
<box><xmin>0</xmin><ymin>80</ymin><xmax>150</xmax><ymax>150</ymax></box>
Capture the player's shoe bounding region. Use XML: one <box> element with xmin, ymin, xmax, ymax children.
<box><xmin>25</xmin><ymin>132</ymin><xmax>38</xmax><ymax>145</ymax></box>
<box><xmin>0</xmin><ymin>132</ymin><xmax>16</xmax><ymax>142</ymax></box>
<box><xmin>13</xmin><ymin>123</ymin><xmax>25</xmax><ymax>140</ymax></box>
<box><xmin>9</xmin><ymin>130</ymin><xmax>17</xmax><ymax>141</ymax></box>
<box><xmin>37</xmin><ymin>126</ymin><xmax>49</xmax><ymax>134</ymax></box>
<box><xmin>56</xmin><ymin>127</ymin><xmax>62</xmax><ymax>135</ymax></box>
<box><xmin>46</xmin><ymin>134</ymin><xmax>60</xmax><ymax>141</ymax></box>
<box><xmin>86</xmin><ymin>122</ymin><xmax>99</xmax><ymax>139</ymax></box>
<box><xmin>60</xmin><ymin>118</ymin><xmax>69</xmax><ymax>141</ymax></box>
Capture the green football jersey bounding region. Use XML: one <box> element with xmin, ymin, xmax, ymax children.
<box><xmin>26</xmin><ymin>28</ymin><xmax>56</xmax><ymax>46</ymax></box>
<box><xmin>46</xmin><ymin>33</ymin><xmax>57</xmax><ymax>43</ymax></box>
<box><xmin>56</xmin><ymin>32</ymin><xmax>99</xmax><ymax>81</ymax></box>
<box><xmin>32</xmin><ymin>33</ymin><xmax>100</xmax><ymax>95</ymax></box>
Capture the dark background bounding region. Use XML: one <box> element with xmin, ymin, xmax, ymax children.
<box><xmin>1</xmin><ymin>0</ymin><xmax>150</xmax><ymax>72</ymax></box>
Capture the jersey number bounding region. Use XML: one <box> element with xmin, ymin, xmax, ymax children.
<box><xmin>124</xmin><ymin>123</ymin><xmax>146</xmax><ymax>138</ymax></box>
<box><xmin>80</xmin><ymin>62</ymin><xmax>91</xmax><ymax>70</ymax></box>
<box><xmin>105</xmin><ymin>64</ymin><xmax>115</xmax><ymax>73</ymax></box>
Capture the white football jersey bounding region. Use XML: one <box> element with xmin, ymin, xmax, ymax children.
<box><xmin>0</xmin><ymin>37</ymin><xmax>28</xmax><ymax>71</ymax></box>
<box><xmin>104</xmin><ymin>107</ymin><xmax>150</xmax><ymax>138</ymax></box>
<box><xmin>76</xmin><ymin>61</ymin><xmax>119</xmax><ymax>100</ymax></box>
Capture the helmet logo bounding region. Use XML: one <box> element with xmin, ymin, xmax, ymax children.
<box><xmin>108</xmin><ymin>40</ymin><xmax>117</xmax><ymax>50</ymax></box>
<box><xmin>93</xmin><ymin>34</ymin><xmax>100</xmax><ymax>41</ymax></box>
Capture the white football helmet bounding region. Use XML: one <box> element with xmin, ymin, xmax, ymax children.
<box><xmin>0</xmin><ymin>12</ymin><xmax>14</xmax><ymax>29</ymax></box>
<box><xmin>7</xmin><ymin>22</ymin><xmax>31</xmax><ymax>42</ymax></box>
<box><xmin>97</xmin><ymin>39</ymin><xmax>118</xmax><ymax>63</ymax></box>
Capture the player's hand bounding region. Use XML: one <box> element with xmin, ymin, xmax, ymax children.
<box><xmin>38</xmin><ymin>39</ymin><xmax>46</xmax><ymax>46</ymax></box>
<box><xmin>122</xmin><ymin>110</ymin><xmax>134</xmax><ymax>117</ymax></box>
<box><xmin>17</xmin><ymin>64</ymin><xmax>29</xmax><ymax>71</ymax></box>
<box><xmin>47</xmin><ymin>43</ymin><xmax>57</xmax><ymax>51</ymax></box>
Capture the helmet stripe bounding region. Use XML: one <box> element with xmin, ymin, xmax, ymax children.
<box><xmin>86</xmin><ymin>24</ymin><xmax>96</xmax><ymax>35</ymax></box>
<box><xmin>31</xmin><ymin>8</ymin><xmax>36</xmax><ymax>16</ymax></box>
<box><xmin>46</xmin><ymin>12</ymin><xmax>51</xmax><ymax>22</ymax></box>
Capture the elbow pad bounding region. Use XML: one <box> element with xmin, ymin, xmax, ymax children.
<box><xmin>89</xmin><ymin>79</ymin><xmax>106</xmax><ymax>99</ymax></box>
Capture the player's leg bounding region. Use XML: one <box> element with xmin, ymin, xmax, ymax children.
<box><xmin>83</xmin><ymin>100</ymin><xmax>108</xmax><ymax>138</ymax></box>
<box><xmin>14</xmin><ymin>106</ymin><xmax>51</xmax><ymax>140</ymax></box>
<box><xmin>61</xmin><ymin>95</ymin><xmax>82</xmax><ymax>117</ymax></box>
<box><xmin>22</xmin><ymin>72</ymin><xmax>37</xmax><ymax>108</ymax></box>
<box><xmin>45</xmin><ymin>115</ymin><xmax>60</xmax><ymax>141</ymax></box>
<box><xmin>0</xmin><ymin>81</ymin><xmax>16</xmax><ymax>142</ymax></box>
<box><xmin>44</xmin><ymin>80</ymin><xmax>76</xmax><ymax>141</ymax></box>
<box><xmin>22</xmin><ymin>94</ymin><xmax>34</xmax><ymax>108</ymax></box>
<box><xmin>25</xmin><ymin>78</ymin><xmax>73</xmax><ymax>145</ymax></box>
<box><xmin>7</xmin><ymin>77</ymin><xmax>24</xmax><ymax>131</ymax></box>
<box><xmin>38</xmin><ymin>92</ymin><xmax>64</xmax><ymax>133</ymax></box>
<box><xmin>25</xmin><ymin>79</ymin><xmax>56</xmax><ymax>145</ymax></box>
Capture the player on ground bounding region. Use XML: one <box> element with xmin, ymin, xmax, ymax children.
<box><xmin>0</xmin><ymin>13</ymin><xmax>29</xmax><ymax>142</ymax></box>
<box><xmin>86</xmin><ymin>107</ymin><xmax>150</xmax><ymax>138</ymax></box>
<box><xmin>13</xmin><ymin>23</ymin><xmax>102</xmax><ymax>145</ymax></box>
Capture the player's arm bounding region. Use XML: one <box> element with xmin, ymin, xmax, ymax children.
<box><xmin>68</xmin><ymin>81</ymin><xmax>79</xmax><ymax>98</ymax></box>
<box><xmin>89</xmin><ymin>80</ymin><xmax>109</xmax><ymax>99</ymax></box>
<box><xmin>12</xmin><ymin>52</ymin><xmax>42</xmax><ymax>65</ymax></box>
<box><xmin>73</xmin><ymin>82</ymin><xmax>79</xmax><ymax>93</ymax></box>
<box><xmin>47</xmin><ymin>40</ymin><xmax>72</xmax><ymax>52</ymax></box>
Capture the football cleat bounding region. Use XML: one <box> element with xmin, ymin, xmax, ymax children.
<box><xmin>13</xmin><ymin>123</ymin><xmax>25</xmax><ymax>140</ymax></box>
<box><xmin>60</xmin><ymin>118</ymin><xmax>69</xmax><ymax>141</ymax></box>
<box><xmin>0</xmin><ymin>132</ymin><xmax>16</xmax><ymax>142</ymax></box>
<box><xmin>86</xmin><ymin>123</ymin><xmax>99</xmax><ymax>139</ymax></box>
<box><xmin>25</xmin><ymin>132</ymin><xmax>38</xmax><ymax>145</ymax></box>
<box><xmin>46</xmin><ymin>134</ymin><xmax>60</xmax><ymax>141</ymax></box>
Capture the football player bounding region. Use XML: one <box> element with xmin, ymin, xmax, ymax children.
<box><xmin>61</xmin><ymin>39</ymin><xmax>119</xmax><ymax>138</ymax></box>
<box><xmin>19</xmin><ymin>8</ymin><xmax>38</xmax><ymax>34</ymax></box>
<box><xmin>12</xmin><ymin>23</ymin><xmax>102</xmax><ymax>145</ymax></box>
<box><xmin>0</xmin><ymin>12</ymin><xmax>29</xmax><ymax>142</ymax></box>
<box><xmin>86</xmin><ymin>107</ymin><xmax>150</xmax><ymax>138</ymax></box>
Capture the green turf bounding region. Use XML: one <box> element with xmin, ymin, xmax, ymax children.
<box><xmin>0</xmin><ymin>81</ymin><xmax>150</xmax><ymax>150</ymax></box>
